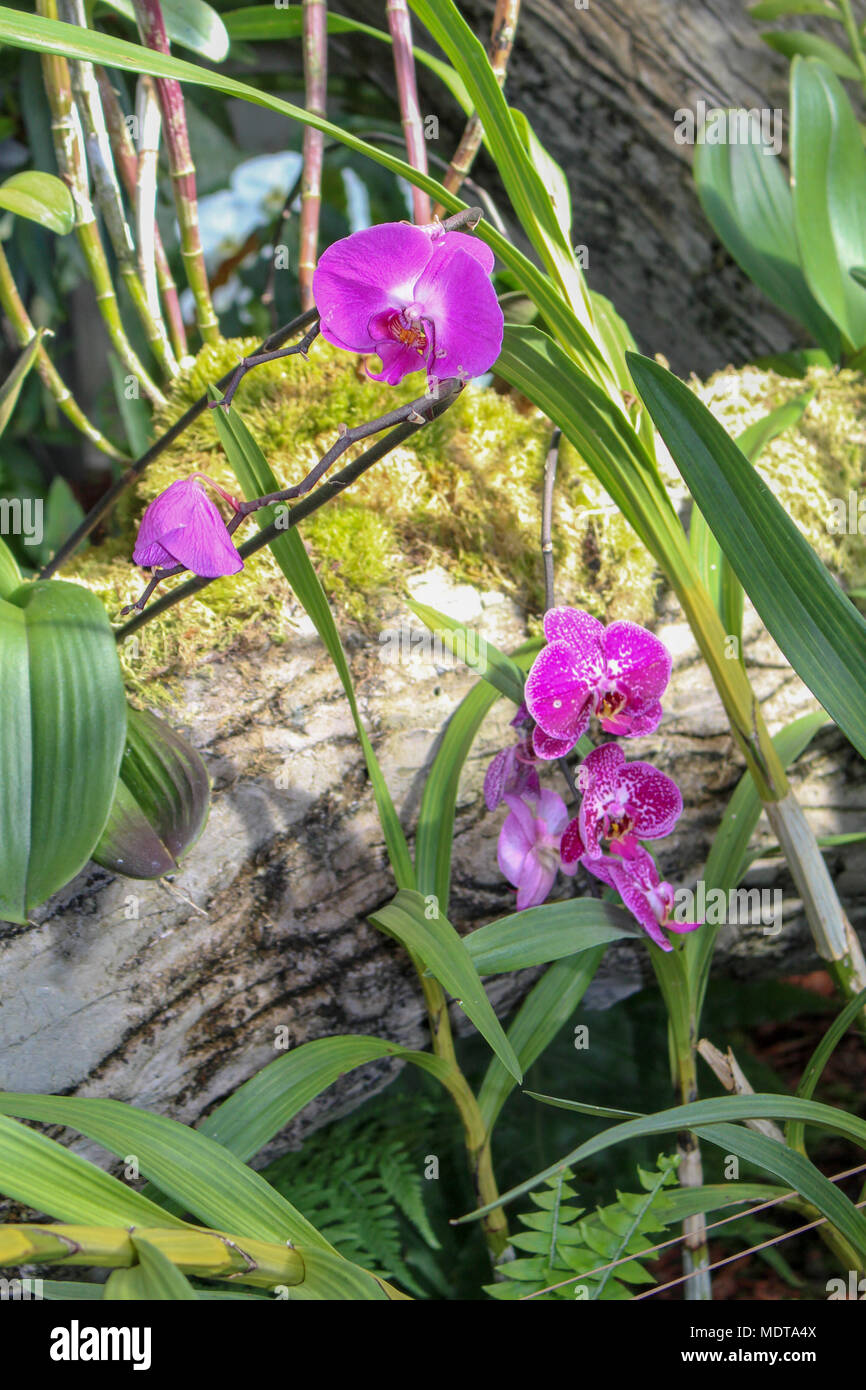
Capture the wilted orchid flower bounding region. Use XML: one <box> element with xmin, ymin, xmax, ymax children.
<box><xmin>584</xmin><ymin>846</ymin><xmax>699</xmax><ymax>953</ymax></box>
<box><xmin>133</xmin><ymin>477</ymin><xmax>243</xmax><ymax>579</ymax></box>
<box><xmin>497</xmin><ymin>789</ymin><xmax>578</xmax><ymax>910</ymax></box>
<box><xmin>312</xmin><ymin>221</ymin><xmax>504</xmax><ymax>385</ymax></box>
<box><xmin>576</xmin><ymin>742</ymin><xmax>682</xmax><ymax>860</ymax></box>
<box><xmin>484</xmin><ymin>738</ymin><xmax>541</xmax><ymax>811</ymax></box>
<box><xmin>524</xmin><ymin>607</ymin><xmax>672</xmax><ymax>758</ymax></box>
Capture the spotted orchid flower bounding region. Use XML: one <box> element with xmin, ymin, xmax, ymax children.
<box><xmin>576</xmin><ymin>742</ymin><xmax>682</xmax><ymax>860</ymax></box>
<box><xmin>312</xmin><ymin>221</ymin><xmax>504</xmax><ymax>385</ymax></box>
<box><xmin>133</xmin><ymin>477</ymin><xmax>243</xmax><ymax>578</ymax></box>
<box><xmin>585</xmin><ymin>845</ymin><xmax>699</xmax><ymax>952</ymax></box>
<box><xmin>524</xmin><ymin>607</ymin><xmax>672</xmax><ymax>759</ymax></box>
<box><xmin>497</xmin><ymin>789</ymin><xmax>578</xmax><ymax>911</ymax></box>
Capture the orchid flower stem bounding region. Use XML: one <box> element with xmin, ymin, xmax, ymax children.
<box><xmin>0</xmin><ymin>244</ymin><xmax>130</xmax><ymax>464</ymax></box>
<box><xmin>38</xmin><ymin>309</ymin><xmax>319</xmax><ymax>581</ymax></box>
<box><xmin>131</xmin><ymin>0</ymin><xmax>219</xmax><ymax>345</ymax></box>
<box><xmin>386</xmin><ymin>0</ymin><xmax>432</xmax><ymax>224</ymax></box>
<box><xmin>36</xmin><ymin>0</ymin><xmax>166</xmax><ymax>407</ymax></box>
<box><xmin>299</xmin><ymin>0</ymin><xmax>327</xmax><ymax>311</ymax></box>
<box><xmin>215</xmin><ymin>322</ymin><xmax>321</xmax><ymax>412</ymax></box>
<box><xmin>433</xmin><ymin>0</ymin><xmax>521</xmax><ymax>218</ymax></box>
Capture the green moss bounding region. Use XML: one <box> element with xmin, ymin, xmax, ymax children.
<box><xmin>691</xmin><ymin>363</ymin><xmax>866</xmax><ymax>588</ymax></box>
<box><xmin>67</xmin><ymin>336</ymin><xmax>661</xmax><ymax>697</ymax></box>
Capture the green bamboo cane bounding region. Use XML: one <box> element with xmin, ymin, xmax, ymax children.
<box><xmin>0</xmin><ymin>243</ymin><xmax>130</xmax><ymax>463</ymax></box>
<box><xmin>95</xmin><ymin>66</ymin><xmax>189</xmax><ymax>364</ymax></box>
<box><xmin>58</xmin><ymin>0</ymin><xmax>178</xmax><ymax>380</ymax></box>
<box><xmin>131</xmin><ymin>0</ymin><xmax>219</xmax><ymax>345</ymax></box>
<box><xmin>36</xmin><ymin>0</ymin><xmax>166</xmax><ymax>407</ymax></box>
<box><xmin>298</xmin><ymin>0</ymin><xmax>327</xmax><ymax>311</ymax></box>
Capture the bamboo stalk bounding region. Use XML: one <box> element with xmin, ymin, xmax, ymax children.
<box><xmin>58</xmin><ymin>0</ymin><xmax>178</xmax><ymax>380</ymax></box>
<box><xmin>298</xmin><ymin>0</ymin><xmax>327</xmax><ymax>311</ymax></box>
<box><xmin>0</xmin><ymin>244</ymin><xmax>130</xmax><ymax>463</ymax></box>
<box><xmin>386</xmin><ymin>0</ymin><xmax>431</xmax><ymax>224</ymax></box>
<box><xmin>132</xmin><ymin>0</ymin><xmax>219</xmax><ymax>344</ymax></box>
<box><xmin>135</xmin><ymin>76</ymin><xmax>163</xmax><ymax>328</ymax></box>
<box><xmin>433</xmin><ymin>0</ymin><xmax>521</xmax><ymax>218</ymax></box>
<box><xmin>35</xmin><ymin>0</ymin><xmax>166</xmax><ymax>406</ymax></box>
<box><xmin>95</xmin><ymin>67</ymin><xmax>189</xmax><ymax>364</ymax></box>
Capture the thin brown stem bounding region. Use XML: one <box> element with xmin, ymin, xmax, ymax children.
<box><xmin>299</xmin><ymin>0</ymin><xmax>327</xmax><ymax>310</ymax></box>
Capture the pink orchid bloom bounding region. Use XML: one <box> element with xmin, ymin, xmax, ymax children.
<box><xmin>497</xmin><ymin>789</ymin><xmax>578</xmax><ymax>911</ymax></box>
<box><xmin>576</xmin><ymin>742</ymin><xmax>682</xmax><ymax>860</ymax></box>
<box><xmin>584</xmin><ymin>845</ymin><xmax>700</xmax><ymax>953</ymax></box>
<box><xmin>484</xmin><ymin>739</ymin><xmax>541</xmax><ymax>812</ymax></box>
<box><xmin>524</xmin><ymin>607</ymin><xmax>672</xmax><ymax>758</ymax></box>
<box><xmin>312</xmin><ymin>221</ymin><xmax>504</xmax><ymax>385</ymax></box>
<box><xmin>133</xmin><ymin>477</ymin><xmax>243</xmax><ymax>578</ymax></box>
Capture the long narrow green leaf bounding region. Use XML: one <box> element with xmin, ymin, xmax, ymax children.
<box><xmin>0</xmin><ymin>330</ymin><xmax>44</xmax><ymax>439</ymax></box>
<box><xmin>222</xmin><ymin>6</ymin><xmax>472</xmax><ymax>113</ymax></box>
<box><xmin>458</xmin><ymin>1095</ymin><xmax>866</xmax><ymax>1259</ymax></box>
<box><xmin>465</xmin><ymin>900</ymin><xmax>638</xmax><ymax>975</ymax></box>
<box><xmin>200</xmin><ymin>1035</ymin><xmax>455</xmax><ymax>1162</ymax></box>
<box><xmin>405</xmin><ymin>597</ymin><xmax>527</xmax><ymax>705</ymax></box>
<box><xmin>628</xmin><ymin>352</ymin><xmax>866</xmax><ymax>760</ymax></box>
<box><xmin>0</xmin><ymin>1114</ymin><xmax>188</xmax><ymax>1228</ymax></box>
<box><xmin>787</xmin><ymin>986</ymin><xmax>866</xmax><ymax>1152</ymax></box>
<box><xmin>0</xmin><ymin>1094</ymin><xmax>335</xmax><ymax>1253</ymax></box>
<box><xmin>210</xmin><ymin>398</ymin><xmax>414</xmax><ymax>889</ymax></box>
<box><xmin>478</xmin><ymin>947</ymin><xmax>606</xmax><ymax>1132</ymax></box>
<box><xmin>369</xmin><ymin>890</ymin><xmax>522</xmax><ymax>1082</ymax></box>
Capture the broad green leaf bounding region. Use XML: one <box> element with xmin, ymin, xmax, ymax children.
<box><xmin>93</xmin><ymin>706</ymin><xmax>211</xmax><ymax>878</ymax></box>
<box><xmin>627</xmin><ymin>352</ymin><xmax>866</xmax><ymax>760</ymax></box>
<box><xmin>0</xmin><ymin>330</ymin><xmax>43</xmax><ymax>440</ymax></box>
<box><xmin>0</xmin><ymin>1113</ymin><xmax>188</xmax><ymax>1228</ymax></box>
<box><xmin>0</xmin><ymin>580</ymin><xmax>127</xmax><ymax>922</ymax></box>
<box><xmin>787</xmin><ymin>985</ymin><xmax>866</xmax><ymax>1152</ymax></box>
<box><xmin>465</xmin><ymin>899</ymin><xmax>638</xmax><ymax>975</ymax></box>
<box><xmin>100</xmin><ymin>0</ymin><xmax>229</xmax><ymax>61</ymax></box>
<box><xmin>200</xmin><ymin>1035</ymin><xmax>456</xmax><ymax>1163</ymax></box>
<box><xmin>658</xmin><ymin>1182</ymin><xmax>790</xmax><ymax>1223</ymax></box>
<box><xmin>791</xmin><ymin>58</ymin><xmax>866</xmax><ymax>348</ymax></box>
<box><xmin>37</xmin><ymin>476</ymin><xmax>86</xmax><ymax>569</ymax></box>
<box><xmin>0</xmin><ymin>535</ymin><xmax>21</xmax><ymax>598</ymax></box>
<box><xmin>222</xmin><ymin>5</ymin><xmax>472</xmax><ymax>114</ymax></box>
<box><xmin>0</xmin><ymin>170</ymin><xmax>74</xmax><ymax>234</ymax></box>
<box><xmin>280</xmin><ymin>1248</ymin><xmax>389</xmax><ymax>1301</ymax></box>
<box><xmin>104</xmin><ymin>1236</ymin><xmax>197</xmax><ymax>1299</ymax></box>
<box><xmin>478</xmin><ymin>947</ymin><xmax>606</xmax><ymax>1132</ymax></box>
<box><xmin>762</xmin><ymin>30</ymin><xmax>860</xmax><ymax>80</ymax></box>
<box><xmin>405</xmin><ymin>597</ymin><xmax>527</xmax><ymax>705</ymax></box>
<box><xmin>0</xmin><ymin>1093</ymin><xmax>336</xmax><ymax>1253</ymax></box>
<box><xmin>693</xmin><ymin>112</ymin><xmax>841</xmax><ymax>356</ymax></box>
<box><xmin>209</xmin><ymin>397</ymin><xmax>414</xmax><ymax>889</ymax></box>
<box><xmin>369</xmin><ymin>889</ymin><xmax>522</xmax><ymax>1082</ymax></box>
<box><xmin>460</xmin><ymin>1094</ymin><xmax>866</xmax><ymax>1259</ymax></box>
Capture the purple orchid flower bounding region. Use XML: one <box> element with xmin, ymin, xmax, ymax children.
<box><xmin>484</xmin><ymin>738</ymin><xmax>541</xmax><ymax>811</ymax></box>
<box><xmin>133</xmin><ymin>477</ymin><xmax>243</xmax><ymax>578</ymax></box>
<box><xmin>576</xmin><ymin>742</ymin><xmax>682</xmax><ymax>860</ymax></box>
<box><xmin>584</xmin><ymin>845</ymin><xmax>700</xmax><ymax>953</ymax></box>
<box><xmin>524</xmin><ymin>607</ymin><xmax>672</xmax><ymax>758</ymax></box>
<box><xmin>497</xmin><ymin>788</ymin><xmax>578</xmax><ymax>911</ymax></box>
<box><xmin>312</xmin><ymin>221</ymin><xmax>504</xmax><ymax>385</ymax></box>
